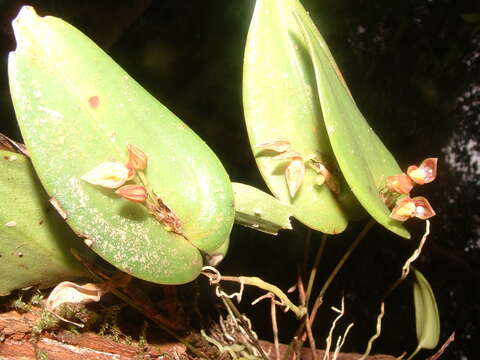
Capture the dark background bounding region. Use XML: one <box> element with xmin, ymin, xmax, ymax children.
<box><xmin>0</xmin><ymin>1</ymin><xmax>479</xmax><ymax>359</ymax></box>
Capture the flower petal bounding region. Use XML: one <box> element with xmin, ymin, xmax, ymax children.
<box><xmin>389</xmin><ymin>197</ymin><xmax>416</xmax><ymax>221</ymax></box>
<box><xmin>80</xmin><ymin>161</ymin><xmax>129</xmax><ymax>188</ymax></box>
<box><xmin>386</xmin><ymin>173</ymin><xmax>414</xmax><ymax>194</ymax></box>
<box><xmin>412</xmin><ymin>196</ymin><xmax>436</xmax><ymax>219</ymax></box>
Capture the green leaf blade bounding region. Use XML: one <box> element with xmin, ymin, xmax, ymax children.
<box><xmin>412</xmin><ymin>268</ymin><xmax>441</xmax><ymax>355</ymax></box>
<box><xmin>0</xmin><ymin>151</ymin><xmax>88</xmax><ymax>295</ymax></box>
<box><xmin>233</xmin><ymin>182</ymin><xmax>293</xmax><ymax>235</ymax></box>
<box><xmin>293</xmin><ymin>3</ymin><xmax>410</xmax><ymax>238</ymax></box>
<box><xmin>9</xmin><ymin>6</ymin><xmax>234</xmax><ymax>284</ymax></box>
<box><xmin>243</xmin><ymin>0</ymin><xmax>352</xmax><ymax>234</ymax></box>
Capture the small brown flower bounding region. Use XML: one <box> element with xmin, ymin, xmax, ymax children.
<box><xmin>389</xmin><ymin>196</ymin><xmax>436</xmax><ymax>221</ymax></box>
<box><xmin>412</xmin><ymin>196</ymin><xmax>436</xmax><ymax>220</ymax></box>
<box><xmin>115</xmin><ymin>184</ymin><xmax>148</xmax><ymax>203</ymax></box>
<box><xmin>127</xmin><ymin>144</ymin><xmax>148</xmax><ymax>171</ymax></box>
<box><xmin>390</xmin><ymin>197</ymin><xmax>416</xmax><ymax>221</ymax></box>
<box><xmin>386</xmin><ymin>173</ymin><xmax>414</xmax><ymax>194</ymax></box>
<box><xmin>407</xmin><ymin>158</ymin><xmax>437</xmax><ymax>185</ymax></box>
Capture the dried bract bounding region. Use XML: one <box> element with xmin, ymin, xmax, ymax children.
<box><xmin>257</xmin><ymin>137</ymin><xmax>292</xmax><ymax>153</ymax></box>
<box><xmin>285</xmin><ymin>156</ymin><xmax>305</xmax><ymax>198</ymax></box>
<box><xmin>272</xmin><ymin>150</ymin><xmax>302</xmax><ymax>160</ymax></box>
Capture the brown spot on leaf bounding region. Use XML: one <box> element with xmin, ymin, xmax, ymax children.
<box><xmin>89</xmin><ymin>96</ymin><xmax>100</xmax><ymax>108</ymax></box>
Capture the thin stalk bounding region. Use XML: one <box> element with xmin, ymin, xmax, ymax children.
<box><xmin>317</xmin><ymin>219</ymin><xmax>375</xmax><ymax>303</ymax></box>
<box><xmin>283</xmin><ymin>219</ymin><xmax>376</xmax><ymax>360</ymax></box>
<box><xmin>305</xmin><ymin>234</ymin><xmax>327</xmax><ymax>306</ymax></box>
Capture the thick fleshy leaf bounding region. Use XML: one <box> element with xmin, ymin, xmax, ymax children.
<box><xmin>293</xmin><ymin>2</ymin><xmax>410</xmax><ymax>238</ymax></box>
<box><xmin>232</xmin><ymin>182</ymin><xmax>293</xmax><ymax>235</ymax></box>
<box><xmin>0</xmin><ymin>151</ymin><xmax>88</xmax><ymax>296</ymax></box>
<box><xmin>409</xmin><ymin>269</ymin><xmax>440</xmax><ymax>359</ymax></box>
<box><xmin>8</xmin><ymin>7</ymin><xmax>234</xmax><ymax>284</ymax></box>
<box><xmin>243</xmin><ymin>0</ymin><xmax>356</xmax><ymax>234</ymax></box>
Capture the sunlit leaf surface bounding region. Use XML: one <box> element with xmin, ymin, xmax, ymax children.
<box><xmin>9</xmin><ymin>7</ymin><xmax>234</xmax><ymax>284</ymax></box>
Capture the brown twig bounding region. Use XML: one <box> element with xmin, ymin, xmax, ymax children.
<box><xmin>426</xmin><ymin>332</ymin><xmax>455</xmax><ymax>360</ymax></box>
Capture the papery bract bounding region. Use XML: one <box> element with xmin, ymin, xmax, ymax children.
<box><xmin>407</xmin><ymin>158</ymin><xmax>437</xmax><ymax>185</ymax></box>
<box><xmin>80</xmin><ymin>162</ymin><xmax>129</xmax><ymax>189</ymax></box>
<box><xmin>285</xmin><ymin>156</ymin><xmax>305</xmax><ymax>198</ymax></box>
<box><xmin>257</xmin><ymin>137</ymin><xmax>292</xmax><ymax>153</ymax></box>
<box><xmin>272</xmin><ymin>150</ymin><xmax>302</xmax><ymax>160</ymax></box>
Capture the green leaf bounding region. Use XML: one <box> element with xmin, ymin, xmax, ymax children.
<box><xmin>233</xmin><ymin>182</ymin><xmax>293</xmax><ymax>235</ymax></box>
<box><xmin>0</xmin><ymin>151</ymin><xmax>88</xmax><ymax>296</ymax></box>
<box><xmin>293</xmin><ymin>2</ymin><xmax>410</xmax><ymax>238</ymax></box>
<box><xmin>243</xmin><ymin>0</ymin><xmax>354</xmax><ymax>234</ymax></box>
<box><xmin>8</xmin><ymin>6</ymin><xmax>234</xmax><ymax>285</ymax></box>
<box><xmin>409</xmin><ymin>268</ymin><xmax>441</xmax><ymax>359</ymax></box>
